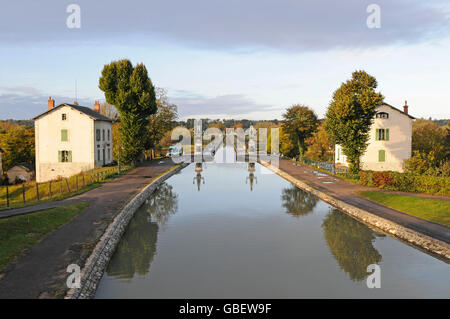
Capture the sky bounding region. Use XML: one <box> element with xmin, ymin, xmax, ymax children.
<box><xmin>1</xmin><ymin>0</ymin><xmax>450</xmax><ymax>121</ymax></box>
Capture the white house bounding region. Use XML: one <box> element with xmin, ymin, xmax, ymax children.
<box><xmin>335</xmin><ymin>102</ymin><xmax>415</xmax><ymax>172</ymax></box>
<box><xmin>33</xmin><ymin>97</ymin><xmax>113</xmax><ymax>182</ymax></box>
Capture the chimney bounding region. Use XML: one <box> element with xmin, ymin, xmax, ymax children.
<box><xmin>94</xmin><ymin>100</ymin><xmax>100</xmax><ymax>112</ymax></box>
<box><xmin>403</xmin><ymin>100</ymin><xmax>409</xmax><ymax>114</ymax></box>
<box><xmin>73</xmin><ymin>101</ymin><xmax>79</xmax><ymax>106</ymax></box>
<box><xmin>48</xmin><ymin>96</ymin><xmax>55</xmax><ymax>110</ymax></box>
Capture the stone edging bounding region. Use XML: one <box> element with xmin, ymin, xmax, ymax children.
<box><xmin>66</xmin><ymin>164</ymin><xmax>189</xmax><ymax>299</ymax></box>
<box><xmin>260</xmin><ymin>160</ymin><xmax>450</xmax><ymax>261</ymax></box>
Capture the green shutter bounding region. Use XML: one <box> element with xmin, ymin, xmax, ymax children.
<box><xmin>61</xmin><ymin>129</ymin><xmax>68</xmax><ymax>141</ymax></box>
<box><xmin>386</xmin><ymin>128</ymin><xmax>389</xmax><ymax>141</ymax></box>
<box><xmin>68</xmin><ymin>151</ymin><xmax>72</xmax><ymax>162</ymax></box>
<box><xmin>378</xmin><ymin>150</ymin><xmax>385</xmax><ymax>162</ymax></box>
<box><xmin>58</xmin><ymin>151</ymin><xmax>62</xmax><ymax>162</ymax></box>
<box><xmin>375</xmin><ymin>129</ymin><xmax>379</xmax><ymax>141</ymax></box>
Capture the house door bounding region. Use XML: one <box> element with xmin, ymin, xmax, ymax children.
<box><xmin>103</xmin><ymin>148</ymin><xmax>105</xmax><ymax>166</ymax></box>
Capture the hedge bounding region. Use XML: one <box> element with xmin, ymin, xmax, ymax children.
<box><xmin>357</xmin><ymin>171</ymin><xmax>450</xmax><ymax>196</ymax></box>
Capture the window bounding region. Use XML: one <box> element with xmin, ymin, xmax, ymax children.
<box><xmin>62</xmin><ymin>114</ymin><xmax>67</xmax><ymax>120</ymax></box>
<box><xmin>61</xmin><ymin>129</ymin><xmax>68</xmax><ymax>141</ymax></box>
<box><xmin>97</xmin><ymin>149</ymin><xmax>101</xmax><ymax>161</ymax></box>
<box><xmin>376</xmin><ymin>128</ymin><xmax>389</xmax><ymax>141</ymax></box>
<box><xmin>108</xmin><ymin>129</ymin><xmax>110</xmax><ymax>141</ymax></box>
<box><xmin>102</xmin><ymin>129</ymin><xmax>105</xmax><ymax>141</ymax></box>
<box><xmin>96</xmin><ymin>129</ymin><xmax>101</xmax><ymax>141</ymax></box>
<box><xmin>108</xmin><ymin>148</ymin><xmax>111</xmax><ymax>160</ymax></box>
<box><xmin>378</xmin><ymin>150</ymin><xmax>386</xmax><ymax>162</ymax></box>
<box><xmin>58</xmin><ymin>150</ymin><xmax>72</xmax><ymax>162</ymax></box>
<box><xmin>376</xmin><ymin>112</ymin><xmax>389</xmax><ymax>119</ymax></box>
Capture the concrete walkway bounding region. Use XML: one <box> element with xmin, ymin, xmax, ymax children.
<box><xmin>0</xmin><ymin>159</ymin><xmax>176</xmax><ymax>299</ymax></box>
<box><xmin>276</xmin><ymin>159</ymin><xmax>450</xmax><ymax>245</ymax></box>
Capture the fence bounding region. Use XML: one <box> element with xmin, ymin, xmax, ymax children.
<box><xmin>300</xmin><ymin>158</ymin><xmax>349</xmax><ymax>175</ymax></box>
<box><xmin>0</xmin><ymin>166</ymin><xmax>128</xmax><ymax>210</ymax></box>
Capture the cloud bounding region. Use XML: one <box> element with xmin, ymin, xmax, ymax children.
<box><xmin>0</xmin><ymin>0</ymin><xmax>449</xmax><ymax>51</ymax></box>
<box><xmin>170</xmin><ymin>91</ymin><xmax>279</xmax><ymax>119</ymax></box>
<box><xmin>0</xmin><ymin>87</ymin><xmax>92</xmax><ymax>120</ymax></box>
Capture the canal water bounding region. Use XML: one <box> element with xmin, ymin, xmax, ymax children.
<box><xmin>95</xmin><ymin>158</ymin><xmax>450</xmax><ymax>298</ymax></box>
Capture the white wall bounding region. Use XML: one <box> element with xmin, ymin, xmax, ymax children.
<box><xmin>93</xmin><ymin>121</ymin><xmax>113</xmax><ymax>167</ymax></box>
<box><xmin>335</xmin><ymin>104</ymin><xmax>412</xmax><ymax>172</ymax></box>
<box><xmin>35</xmin><ymin>106</ymin><xmax>95</xmax><ymax>182</ymax></box>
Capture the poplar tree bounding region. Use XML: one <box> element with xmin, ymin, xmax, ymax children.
<box><xmin>99</xmin><ymin>59</ymin><xmax>157</xmax><ymax>164</ymax></box>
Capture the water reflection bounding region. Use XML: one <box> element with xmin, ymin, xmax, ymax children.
<box><xmin>193</xmin><ymin>163</ymin><xmax>205</xmax><ymax>191</ymax></box>
<box><xmin>105</xmin><ymin>183</ymin><xmax>179</xmax><ymax>279</ymax></box>
<box><xmin>322</xmin><ymin>208</ymin><xmax>384</xmax><ymax>281</ymax></box>
<box><xmin>281</xmin><ymin>185</ymin><xmax>318</xmax><ymax>217</ymax></box>
<box><xmin>245</xmin><ymin>162</ymin><xmax>257</xmax><ymax>191</ymax></box>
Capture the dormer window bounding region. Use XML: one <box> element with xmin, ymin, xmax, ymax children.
<box><xmin>376</xmin><ymin>112</ymin><xmax>389</xmax><ymax>119</ymax></box>
<box><xmin>62</xmin><ymin>114</ymin><xmax>67</xmax><ymax>120</ymax></box>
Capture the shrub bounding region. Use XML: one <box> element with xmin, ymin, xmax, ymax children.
<box><xmin>358</xmin><ymin>171</ymin><xmax>374</xmax><ymax>186</ymax></box>
<box><xmin>372</xmin><ymin>171</ymin><xmax>394</xmax><ymax>188</ymax></box>
<box><xmin>356</xmin><ymin>170</ymin><xmax>449</xmax><ymax>196</ymax></box>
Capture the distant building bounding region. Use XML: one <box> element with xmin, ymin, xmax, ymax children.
<box><xmin>0</xmin><ymin>146</ymin><xmax>4</xmax><ymax>177</ymax></box>
<box><xmin>7</xmin><ymin>163</ymin><xmax>34</xmax><ymax>183</ymax></box>
<box><xmin>335</xmin><ymin>102</ymin><xmax>415</xmax><ymax>172</ymax></box>
<box><xmin>33</xmin><ymin>97</ymin><xmax>113</xmax><ymax>183</ymax></box>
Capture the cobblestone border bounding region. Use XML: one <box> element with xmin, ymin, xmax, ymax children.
<box><xmin>66</xmin><ymin>163</ymin><xmax>189</xmax><ymax>299</ymax></box>
<box><xmin>260</xmin><ymin>160</ymin><xmax>450</xmax><ymax>261</ymax></box>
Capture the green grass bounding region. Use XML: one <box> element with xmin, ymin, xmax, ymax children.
<box><xmin>359</xmin><ymin>191</ymin><xmax>450</xmax><ymax>227</ymax></box>
<box><xmin>0</xmin><ymin>202</ymin><xmax>90</xmax><ymax>271</ymax></box>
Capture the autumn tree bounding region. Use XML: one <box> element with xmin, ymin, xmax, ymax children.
<box><xmin>99</xmin><ymin>59</ymin><xmax>157</xmax><ymax>164</ymax></box>
<box><xmin>2</xmin><ymin>126</ymin><xmax>35</xmax><ymax>172</ymax></box>
<box><xmin>146</xmin><ymin>88</ymin><xmax>178</xmax><ymax>158</ymax></box>
<box><xmin>305</xmin><ymin>122</ymin><xmax>334</xmax><ymax>162</ymax></box>
<box><xmin>412</xmin><ymin>119</ymin><xmax>448</xmax><ymax>165</ymax></box>
<box><xmin>282</xmin><ymin>105</ymin><xmax>318</xmax><ymax>159</ymax></box>
<box><xmin>325</xmin><ymin>70</ymin><xmax>384</xmax><ymax>173</ymax></box>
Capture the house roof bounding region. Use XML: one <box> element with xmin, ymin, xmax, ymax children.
<box><xmin>33</xmin><ymin>103</ymin><xmax>112</xmax><ymax>122</ymax></box>
<box><xmin>379</xmin><ymin>103</ymin><xmax>415</xmax><ymax>119</ymax></box>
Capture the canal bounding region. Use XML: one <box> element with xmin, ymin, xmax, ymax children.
<box><xmin>95</xmin><ymin>157</ymin><xmax>450</xmax><ymax>298</ymax></box>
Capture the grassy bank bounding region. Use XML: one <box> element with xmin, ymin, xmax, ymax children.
<box><xmin>0</xmin><ymin>202</ymin><xmax>90</xmax><ymax>271</ymax></box>
<box><xmin>359</xmin><ymin>191</ymin><xmax>450</xmax><ymax>227</ymax></box>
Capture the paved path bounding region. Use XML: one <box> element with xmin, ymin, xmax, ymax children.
<box><xmin>276</xmin><ymin>159</ymin><xmax>450</xmax><ymax>245</ymax></box>
<box><xmin>0</xmin><ymin>160</ymin><xmax>176</xmax><ymax>299</ymax></box>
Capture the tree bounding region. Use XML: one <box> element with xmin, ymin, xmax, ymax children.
<box><xmin>325</xmin><ymin>70</ymin><xmax>384</xmax><ymax>173</ymax></box>
<box><xmin>304</xmin><ymin>122</ymin><xmax>334</xmax><ymax>162</ymax></box>
<box><xmin>279</xmin><ymin>127</ymin><xmax>298</xmax><ymax>158</ymax></box>
<box><xmin>2</xmin><ymin>126</ymin><xmax>35</xmax><ymax>172</ymax></box>
<box><xmin>99</xmin><ymin>102</ymin><xmax>119</xmax><ymax>121</ymax></box>
<box><xmin>412</xmin><ymin>119</ymin><xmax>448</xmax><ymax>164</ymax></box>
<box><xmin>99</xmin><ymin>59</ymin><xmax>157</xmax><ymax>164</ymax></box>
<box><xmin>146</xmin><ymin>88</ymin><xmax>178</xmax><ymax>157</ymax></box>
<box><xmin>282</xmin><ymin>105</ymin><xmax>318</xmax><ymax>159</ymax></box>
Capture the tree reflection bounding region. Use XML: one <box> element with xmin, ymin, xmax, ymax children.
<box><xmin>281</xmin><ymin>186</ymin><xmax>318</xmax><ymax>217</ymax></box>
<box><xmin>322</xmin><ymin>209</ymin><xmax>383</xmax><ymax>282</ymax></box>
<box><xmin>106</xmin><ymin>183</ymin><xmax>178</xmax><ymax>279</ymax></box>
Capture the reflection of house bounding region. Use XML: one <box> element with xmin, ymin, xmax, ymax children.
<box><xmin>7</xmin><ymin>163</ymin><xmax>34</xmax><ymax>183</ymax></box>
<box><xmin>33</xmin><ymin>97</ymin><xmax>113</xmax><ymax>182</ymax></box>
<box><xmin>0</xmin><ymin>146</ymin><xmax>4</xmax><ymax>176</ymax></box>
<box><xmin>335</xmin><ymin>102</ymin><xmax>414</xmax><ymax>172</ymax></box>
